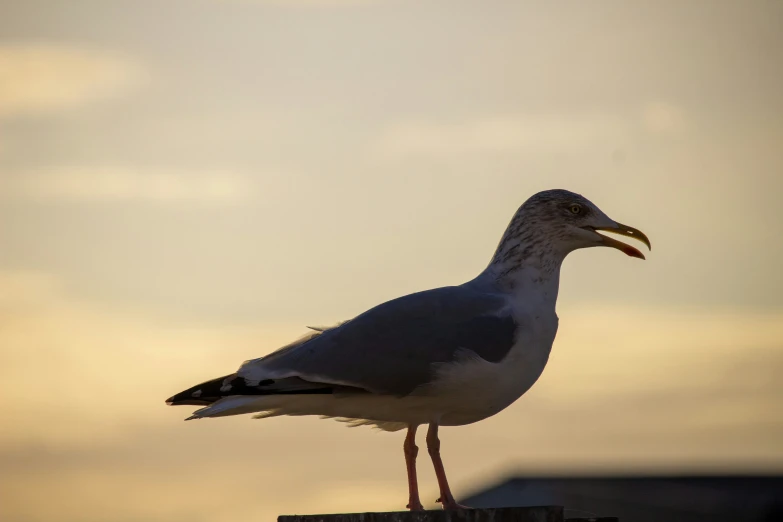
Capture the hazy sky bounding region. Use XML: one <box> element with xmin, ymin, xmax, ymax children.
<box><xmin>1</xmin><ymin>1</ymin><xmax>782</xmax><ymax>521</ymax></box>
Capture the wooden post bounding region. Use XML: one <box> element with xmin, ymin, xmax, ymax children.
<box><xmin>278</xmin><ymin>506</ymin><xmax>618</xmax><ymax>522</ymax></box>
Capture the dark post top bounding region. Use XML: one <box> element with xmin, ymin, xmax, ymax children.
<box><xmin>278</xmin><ymin>506</ymin><xmax>619</xmax><ymax>522</ymax></box>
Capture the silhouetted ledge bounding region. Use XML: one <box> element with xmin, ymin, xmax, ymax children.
<box><xmin>278</xmin><ymin>506</ymin><xmax>618</xmax><ymax>522</ymax></box>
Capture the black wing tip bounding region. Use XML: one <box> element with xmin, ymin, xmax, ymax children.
<box><xmin>165</xmin><ymin>395</ymin><xmax>212</xmax><ymax>407</ymax></box>
<box><xmin>165</xmin><ymin>374</ymin><xmax>339</xmax><ymax>407</ymax></box>
<box><xmin>165</xmin><ymin>373</ymin><xmax>235</xmax><ymax>406</ymax></box>
<box><xmin>165</xmin><ymin>390</ymin><xmax>198</xmax><ymax>406</ymax></box>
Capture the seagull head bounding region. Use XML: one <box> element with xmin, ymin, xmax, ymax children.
<box><xmin>519</xmin><ymin>189</ymin><xmax>651</xmax><ymax>259</ymax></box>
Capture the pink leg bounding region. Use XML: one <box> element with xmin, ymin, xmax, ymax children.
<box><xmin>403</xmin><ymin>425</ymin><xmax>424</xmax><ymax>511</ymax></box>
<box><xmin>426</xmin><ymin>423</ymin><xmax>468</xmax><ymax>510</ymax></box>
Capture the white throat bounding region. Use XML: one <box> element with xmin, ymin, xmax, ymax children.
<box><xmin>484</xmin><ymin>261</ymin><xmax>562</xmax><ymax>311</ymax></box>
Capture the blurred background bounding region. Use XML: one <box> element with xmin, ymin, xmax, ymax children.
<box><xmin>1</xmin><ymin>1</ymin><xmax>782</xmax><ymax>521</ymax></box>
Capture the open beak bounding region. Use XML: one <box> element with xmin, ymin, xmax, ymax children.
<box><xmin>592</xmin><ymin>222</ymin><xmax>651</xmax><ymax>259</ymax></box>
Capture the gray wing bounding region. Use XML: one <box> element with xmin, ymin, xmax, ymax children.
<box><xmin>238</xmin><ymin>286</ymin><xmax>517</xmax><ymax>396</ymax></box>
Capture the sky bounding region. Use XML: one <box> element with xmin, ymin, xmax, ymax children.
<box><xmin>1</xmin><ymin>0</ymin><xmax>782</xmax><ymax>521</ymax></box>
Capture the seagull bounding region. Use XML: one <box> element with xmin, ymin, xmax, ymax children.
<box><xmin>166</xmin><ymin>189</ymin><xmax>650</xmax><ymax>511</ymax></box>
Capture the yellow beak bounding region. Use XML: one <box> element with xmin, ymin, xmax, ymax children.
<box><xmin>594</xmin><ymin>222</ymin><xmax>651</xmax><ymax>259</ymax></box>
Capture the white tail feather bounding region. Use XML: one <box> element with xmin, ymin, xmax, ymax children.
<box><xmin>186</xmin><ymin>396</ymin><xmax>270</xmax><ymax>420</ymax></box>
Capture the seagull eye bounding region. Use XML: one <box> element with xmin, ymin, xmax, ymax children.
<box><xmin>569</xmin><ymin>204</ymin><xmax>582</xmax><ymax>215</ymax></box>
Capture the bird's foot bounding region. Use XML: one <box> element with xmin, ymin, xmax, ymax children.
<box><xmin>407</xmin><ymin>501</ymin><xmax>425</xmax><ymax>511</ymax></box>
<box><xmin>436</xmin><ymin>497</ymin><xmax>469</xmax><ymax>510</ymax></box>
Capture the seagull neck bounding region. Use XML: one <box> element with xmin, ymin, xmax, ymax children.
<box><xmin>483</xmin><ymin>260</ymin><xmax>563</xmax><ymax>303</ymax></box>
<box><xmin>482</xmin><ymin>227</ymin><xmax>566</xmax><ymax>302</ymax></box>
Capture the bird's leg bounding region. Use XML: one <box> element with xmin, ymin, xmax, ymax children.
<box><xmin>426</xmin><ymin>423</ymin><xmax>468</xmax><ymax>510</ymax></box>
<box><xmin>403</xmin><ymin>425</ymin><xmax>424</xmax><ymax>511</ymax></box>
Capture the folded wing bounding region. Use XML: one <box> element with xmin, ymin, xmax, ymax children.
<box><xmin>238</xmin><ymin>285</ymin><xmax>517</xmax><ymax>397</ymax></box>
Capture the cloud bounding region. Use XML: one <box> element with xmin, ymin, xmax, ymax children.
<box><xmin>0</xmin><ymin>270</ymin><xmax>63</xmax><ymax>309</ymax></box>
<box><xmin>1</xmin><ymin>167</ymin><xmax>252</xmax><ymax>204</ymax></box>
<box><xmin>642</xmin><ymin>101</ymin><xmax>686</xmax><ymax>133</ymax></box>
<box><xmin>0</xmin><ymin>270</ymin><xmax>300</xmax><ymax>448</ymax></box>
<box><xmin>0</xmin><ymin>43</ymin><xmax>146</xmax><ymax>117</ymax></box>
<box><xmin>373</xmin><ymin>114</ymin><xmax>628</xmax><ymax>160</ymax></box>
